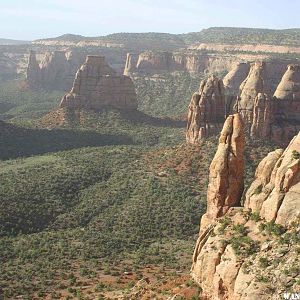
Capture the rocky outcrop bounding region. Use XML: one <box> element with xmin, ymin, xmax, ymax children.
<box><xmin>236</xmin><ymin>61</ymin><xmax>272</xmax><ymax>127</ymax></box>
<box><xmin>250</xmin><ymin>93</ymin><xmax>274</xmax><ymax>140</ymax></box>
<box><xmin>247</xmin><ymin>64</ymin><xmax>300</xmax><ymax>144</ymax></box>
<box><xmin>245</xmin><ymin>132</ymin><xmax>300</xmax><ymax>226</ymax></box>
<box><xmin>60</xmin><ymin>55</ymin><xmax>138</xmax><ymax>111</ymax></box>
<box><xmin>187</xmin><ymin>62</ymin><xmax>300</xmax><ymax>145</ymax></box>
<box><xmin>223</xmin><ymin>62</ymin><xmax>250</xmax><ymax>113</ymax></box>
<box><xmin>26</xmin><ymin>50</ymin><xmax>86</xmax><ymax>90</ymax></box>
<box><xmin>200</xmin><ymin>114</ymin><xmax>245</xmax><ymax>232</ymax></box>
<box><xmin>186</xmin><ymin>75</ymin><xmax>226</xmax><ymax>143</ymax></box>
<box><xmin>123</xmin><ymin>51</ymin><xmax>240</xmax><ymax>76</ymax></box>
<box><xmin>188</xmin><ymin>42</ymin><xmax>300</xmax><ymax>54</ymax></box>
<box><xmin>191</xmin><ymin>119</ymin><xmax>300</xmax><ymax>299</ymax></box>
<box><xmin>124</xmin><ymin>53</ymin><xmax>136</xmax><ymax>76</ymax></box>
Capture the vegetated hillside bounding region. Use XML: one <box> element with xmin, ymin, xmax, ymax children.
<box><xmin>181</xmin><ymin>27</ymin><xmax>300</xmax><ymax>46</ymax></box>
<box><xmin>0</xmin><ymin>80</ymin><xmax>64</xmax><ymax>121</ymax></box>
<box><xmin>102</xmin><ymin>32</ymin><xmax>186</xmax><ymax>51</ymax></box>
<box><xmin>34</xmin><ymin>27</ymin><xmax>300</xmax><ymax>51</ymax></box>
<box><xmin>0</xmin><ymin>114</ymin><xmax>276</xmax><ymax>299</ymax></box>
<box><xmin>34</xmin><ymin>32</ymin><xmax>186</xmax><ymax>51</ymax></box>
<box><xmin>134</xmin><ymin>72</ymin><xmax>203</xmax><ymax>117</ymax></box>
<box><xmin>0</xmin><ymin>38</ymin><xmax>30</xmax><ymax>45</ymax></box>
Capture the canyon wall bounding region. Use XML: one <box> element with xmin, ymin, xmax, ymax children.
<box><xmin>26</xmin><ymin>50</ymin><xmax>86</xmax><ymax>90</ymax></box>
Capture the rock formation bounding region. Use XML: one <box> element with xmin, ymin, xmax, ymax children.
<box><xmin>200</xmin><ymin>114</ymin><xmax>245</xmax><ymax>232</ymax></box>
<box><xmin>223</xmin><ymin>62</ymin><xmax>250</xmax><ymax>113</ymax></box>
<box><xmin>60</xmin><ymin>55</ymin><xmax>138</xmax><ymax>111</ymax></box>
<box><xmin>186</xmin><ymin>75</ymin><xmax>226</xmax><ymax>143</ymax></box>
<box><xmin>26</xmin><ymin>50</ymin><xmax>86</xmax><ymax>90</ymax></box>
<box><xmin>236</xmin><ymin>61</ymin><xmax>272</xmax><ymax>127</ymax></box>
<box><xmin>250</xmin><ymin>64</ymin><xmax>300</xmax><ymax>143</ymax></box>
<box><xmin>250</xmin><ymin>92</ymin><xmax>274</xmax><ymax>140</ymax></box>
<box><xmin>191</xmin><ymin>117</ymin><xmax>300</xmax><ymax>299</ymax></box>
<box><xmin>123</xmin><ymin>53</ymin><xmax>136</xmax><ymax>76</ymax></box>
<box><xmin>187</xmin><ymin>62</ymin><xmax>300</xmax><ymax>145</ymax></box>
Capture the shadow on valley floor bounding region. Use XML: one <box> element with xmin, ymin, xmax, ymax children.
<box><xmin>0</xmin><ymin>121</ymin><xmax>133</xmax><ymax>160</ymax></box>
<box><xmin>118</xmin><ymin>109</ymin><xmax>186</xmax><ymax>128</ymax></box>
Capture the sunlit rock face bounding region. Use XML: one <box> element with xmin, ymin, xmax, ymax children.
<box><xmin>60</xmin><ymin>55</ymin><xmax>138</xmax><ymax>111</ymax></box>
<box><xmin>186</xmin><ymin>75</ymin><xmax>226</xmax><ymax>143</ymax></box>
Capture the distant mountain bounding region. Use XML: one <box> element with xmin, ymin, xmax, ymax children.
<box><xmin>180</xmin><ymin>27</ymin><xmax>300</xmax><ymax>46</ymax></box>
<box><xmin>33</xmin><ymin>27</ymin><xmax>300</xmax><ymax>51</ymax></box>
<box><xmin>0</xmin><ymin>38</ymin><xmax>30</xmax><ymax>45</ymax></box>
<box><xmin>35</xmin><ymin>33</ymin><xmax>86</xmax><ymax>42</ymax></box>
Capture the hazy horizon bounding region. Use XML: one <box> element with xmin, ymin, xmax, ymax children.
<box><xmin>1</xmin><ymin>0</ymin><xmax>300</xmax><ymax>40</ymax></box>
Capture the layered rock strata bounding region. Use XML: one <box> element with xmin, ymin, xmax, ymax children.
<box><xmin>186</xmin><ymin>75</ymin><xmax>226</xmax><ymax>143</ymax></box>
<box><xmin>187</xmin><ymin>63</ymin><xmax>300</xmax><ymax>145</ymax></box>
<box><xmin>223</xmin><ymin>62</ymin><xmax>250</xmax><ymax>113</ymax></box>
<box><xmin>236</xmin><ymin>61</ymin><xmax>272</xmax><ymax>127</ymax></box>
<box><xmin>26</xmin><ymin>50</ymin><xmax>86</xmax><ymax>90</ymax></box>
<box><xmin>252</xmin><ymin>64</ymin><xmax>300</xmax><ymax>143</ymax></box>
<box><xmin>60</xmin><ymin>55</ymin><xmax>138</xmax><ymax>111</ymax></box>
<box><xmin>191</xmin><ymin>116</ymin><xmax>300</xmax><ymax>299</ymax></box>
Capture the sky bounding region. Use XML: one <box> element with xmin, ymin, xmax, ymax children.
<box><xmin>1</xmin><ymin>0</ymin><xmax>300</xmax><ymax>40</ymax></box>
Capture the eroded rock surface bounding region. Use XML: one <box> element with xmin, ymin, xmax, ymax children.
<box><xmin>200</xmin><ymin>114</ymin><xmax>245</xmax><ymax>232</ymax></box>
<box><xmin>191</xmin><ymin>119</ymin><xmax>300</xmax><ymax>299</ymax></box>
<box><xmin>60</xmin><ymin>55</ymin><xmax>138</xmax><ymax>111</ymax></box>
<box><xmin>223</xmin><ymin>62</ymin><xmax>250</xmax><ymax>113</ymax></box>
<box><xmin>26</xmin><ymin>50</ymin><xmax>86</xmax><ymax>90</ymax></box>
<box><xmin>186</xmin><ymin>75</ymin><xmax>226</xmax><ymax>143</ymax></box>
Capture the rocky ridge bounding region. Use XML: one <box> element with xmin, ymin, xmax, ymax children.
<box><xmin>191</xmin><ymin>115</ymin><xmax>300</xmax><ymax>299</ymax></box>
<box><xmin>187</xmin><ymin>62</ymin><xmax>300</xmax><ymax>144</ymax></box>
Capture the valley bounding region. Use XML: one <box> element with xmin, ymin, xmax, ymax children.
<box><xmin>0</xmin><ymin>24</ymin><xmax>299</xmax><ymax>300</ymax></box>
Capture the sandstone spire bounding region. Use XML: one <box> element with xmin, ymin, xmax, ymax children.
<box><xmin>237</xmin><ymin>61</ymin><xmax>272</xmax><ymax>126</ymax></box>
<box><xmin>186</xmin><ymin>75</ymin><xmax>226</xmax><ymax>143</ymax></box>
<box><xmin>123</xmin><ymin>53</ymin><xmax>136</xmax><ymax>76</ymax></box>
<box><xmin>200</xmin><ymin>113</ymin><xmax>245</xmax><ymax>232</ymax></box>
<box><xmin>26</xmin><ymin>50</ymin><xmax>40</xmax><ymax>88</ymax></box>
<box><xmin>274</xmin><ymin>64</ymin><xmax>300</xmax><ymax>101</ymax></box>
<box><xmin>192</xmin><ymin>127</ymin><xmax>300</xmax><ymax>299</ymax></box>
<box><xmin>223</xmin><ymin>62</ymin><xmax>250</xmax><ymax>113</ymax></box>
<box><xmin>250</xmin><ymin>92</ymin><xmax>274</xmax><ymax>139</ymax></box>
<box><xmin>60</xmin><ymin>55</ymin><xmax>138</xmax><ymax>111</ymax></box>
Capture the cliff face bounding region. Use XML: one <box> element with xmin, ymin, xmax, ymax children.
<box><xmin>237</xmin><ymin>61</ymin><xmax>272</xmax><ymax>127</ymax></box>
<box><xmin>60</xmin><ymin>55</ymin><xmax>138</xmax><ymax>111</ymax></box>
<box><xmin>186</xmin><ymin>75</ymin><xmax>226</xmax><ymax>143</ymax></box>
<box><xmin>252</xmin><ymin>64</ymin><xmax>300</xmax><ymax>144</ymax></box>
<box><xmin>123</xmin><ymin>50</ymin><xmax>243</xmax><ymax>76</ymax></box>
<box><xmin>187</xmin><ymin>62</ymin><xmax>300</xmax><ymax>145</ymax></box>
<box><xmin>26</xmin><ymin>50</ymin><xmax>86</xmax><ymax>90</ymax></box>
<box><xmin>200</xmin><ymin>114</ymin><xmax>245</xmax><ymax>232</ymax></box>
<box><xmin>191</xmin><ymin>117</ymin><xmax>300</xmax><ymax>299</ymax></box>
